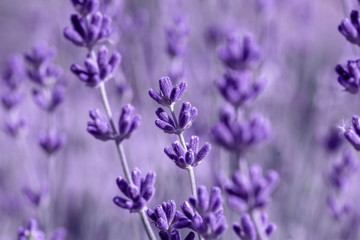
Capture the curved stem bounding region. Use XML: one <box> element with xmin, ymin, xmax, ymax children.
<box><xmin>98</xmin><ymin>82</ymin><xmax>155</xmax><ymax>240</ymax></box>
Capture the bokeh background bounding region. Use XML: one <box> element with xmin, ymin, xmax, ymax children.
<box><xmin>1</xmin><ymin>0</ymin><xmax>360</xmax><ymax>239</ymax></box>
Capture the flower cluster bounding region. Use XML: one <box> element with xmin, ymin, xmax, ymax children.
<box><xmin>149</xmin><ymin>76</ymin><xmax>187</xmax><ymax>107</ymax></box>
<box><xmin>226</xmin><ymin>165</ymin><xmax>279</xmax><ymax>212</ymax></box>
<box><xmin>71</xmin><ymin>46</ymin><xmax>121</xmax><ymax>87</ymax></box>
<box><xmin>113</xmin><ymin>168</ymin><xmax>156</xmax><ymax>212</ymax></box>
<box><xmin>211</xmin><ymin>106</ymin><xmax>271</xmax><ymax>153</ymax></box>
<box><xmin>233</xmin><ymin>213</ymin><xmax>276</xmax><ymax>240</ymax></box>
<box><xmin>179</xmin><ymin>186</ymin><xmax>228</xmax><ymax>239</ymax></box>
<box><xmin>64</xmin><ymin>0</ymin><xmax>112</xmax><ymax>49</ymax></box>
<box><xmin>335</xmin><ymin>59</ymin><xmax>360</xmax><ymax>94</ymax></box>
<box><xmin>164</xmin><ymin>136</ymin><xmax>211</xmax><ymax>169</ymax></box>
<box><xmin>87</xmin><ymin>104</ymin><xmax>141</xmax><ymax>142</ymax></box>
<box><xmin>338</xmin><ymin>10</ymin><xmax>360</xmax><ymax>46</ymax></box>
<box><xmin>1</xmin><ymin>54</ymin><xmax>26</xmax><ymax>137</ymax></box>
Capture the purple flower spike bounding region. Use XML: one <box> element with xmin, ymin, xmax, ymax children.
<box><xmin>166</xmin><ymin>15</ymin><xmax>189</xmax><ymax>58</ymax></box>
<box><xmin>180</xmin><ymin>186</ymin><xmax>228</xmax><ymax>240</ymax></box>
<box><xmin>32</xmin><ymin>85</ymin><xmax>65</xmax><ymax>112</ymax></box>
<box><xmin>87</xmin><ymin>109</ymin><xmax>115</xmax><ymax>141</ymax></box>
<box><xmin>117</xmin><ymin>104</ymin><xmax>141</xmax><ymax>142</ymax></box>
<box><xmin>149</xmin><ymin>76</ymin><xmax>187</xmax><ymax>107</ymax></box>
<box><xmin>18</xmin><ymin>219</ymin><xmax>45</xmax><ymax>240</ymax></box>
<box><xmin>328</xmin><ymin>151</ymin><xmax>358</xmax><ymax>191</ymax></box>
<box><xmin>147</xmin><ymin>200</ymin><xmax>177</xmax><ymax>231</ymax></box>
<box><xmin>211</xmin><ymin>110</ymin><xmax>271</xmax><ymax>153</ymax></box>
<box><xmin>64</xmin><ymin>11</ymin><xmax>112</xmax><ymax>48</ymax></box>
<box><xmin>164</xmin><ymin>136</ymin><xmax>211</xmax><ymax>169</ymax></box>
<box><xmin>217</xmin><ymin>71</ymin><xmax>266</xmax><ymax>107</ymax></box>
<box><xmin>71</xmin><ymin>0</ymin><xmax>99</xmax><ymax>16</ymax></box>
<box><xmin>226</xmin><ymin>165</ymin><xmax>279</xmax><ymax>212</ymax></box>
<box><xmin>113</xmin><ymin>168</ymin><xmax>156</xmax><ymax>212</ymax></box>
<box><xmin>39</xmin><ymin>129</ymin><xmax>66</xmax><ymax>155</ymax></box>
<box><xmin>335</xmin><ymin>59</ymin><xmax>360</xmax><ymax>94</ymax></box>
<box><xmin>218</xmin><ymin>34</ymin><xmax>262</xmax><ymax>71</ymax></box>
<box><xmin>71</xmin><ymin>46</ymin><xmax>121</xmax><ymax>87</ymax></box>
<box><xmin>233</xmin><ymin>214</ymin><xmax>256</xmax><ymax>240</ymax></box>
<box><xmin>338</xmin><ymin>10</ymin><xmax>360</xmax><ymax>46</ymax></box>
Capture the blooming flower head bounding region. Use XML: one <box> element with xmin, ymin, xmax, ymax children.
<box><xmin>226</xmin><ymin>165</ymin><xmax>279</xmax><ymax>212</ymax></box>
<box><xmin>39</xmin><ymin>128</ymin><xmax>66</xmax><ymax>155</ymax></box>
<box><xmin>335</xmin><ymin>59</ymin><xmax>360</xmax><ymax>94</ymax></box>
<box><xmin>180</xmin><ymin>186</ymin><xmax>228</xmax><ymax>240</ymax></box>
<box><xmin>113</xmin><ymin>168</ymin><xmax>156</xmax><ymax>212</ymax></box>
<box><xmin>71</xmin><ymin>46</ymin><xmax>121</xmax><ymax>87</ymax></box>
<box><xmin>164</xmin><ymin>136</ymin><xmax>211</xmax><ymax>169</ymax></box>
<box><xmin>155</xmin><ymin>102</ymin><xmax>197</xmax><ymax>134</ymax></box>
<box><xmin>218</xmin><ymin>33</ymin><xmax>262</xmax><ymax>71</ymax></box>
<box><xmin>149</xmin><ymin>76</ymin><xmax>187</xmax><ymax>107</ymax></box>
<box><xmin>338</xmin><ymin>10</ymin><xmax>360</xmax><ymax>46</ymax></box>
<box><xmin>18</xmin><ymin>219</ymin><xmax>45</xmax><ymax>240</ymax></box>
<box><xmin>117</xmin><ymin>104</ymin><xmax>141</xmax><ymax>142</ymax></box>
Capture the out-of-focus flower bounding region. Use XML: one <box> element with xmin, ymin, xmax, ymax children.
<box><xmin>233</xmin><ymin>213</ymin><xmax>276</xmax><ymax>240</ymax></box>
<box><xmin>1</xmin><ymin>91</ymin><xmax>23</xmax><ymax>110</ymax></box>
<box><xmin>113</xmin><ymin>168</ymin><xmax>156</xmax><ymax>212</ymax></box>
<box><xmin>164</xmin><ymin>136</ymin><xmax>211</xmax><ymax>169</ymax></box>
<box><xmin>18</xmin><ymin>219</ymin><xmax>45</xmax><ymax>240</ymax></box>
<box><xmin>149</xmin><ymin>76</ymin><xmax>187</xmax><ymax>107</ymax></box>
<box><xmin>180</xmin><ymin>186</ymin><xmax>228</xmax><ymax>239</ymax></box>
<box><xmin>4</xmin><ymin>116</ymin><xmax>26</xmax><ymax>137</ymax></box>
<box><xmin>155</xmin><ymin>102</ymin><xmax>197</xmax><ymax>134</ymax></box>
<box><xmin>327</xmin><ymin>195</ymin><xmax>352</xmax><ymax>220</ymax></box>
<box><xmin>39</xmin><ymin>129</ymin><xmax>66</xmax><ymax>155</ymax></box>
<box><xmin>71</xmin><ymin>46</ymin><xmax>121</xmax><ymax>87</ymax></box>
<box><xmin>64</xmin><ymin>11</ymin><xmax>112</xmax><ymax>48</ymax></box>
<box><xmin>71</xmin><ymin>0</ymin><xmax>99</xmax><ymax>16</ymax></box>
<box><xmin>335</xmin><ymin>59</ymin><xmax>360</xmax><ymax>94</ymax></box>
<box><xmin>344</xmin><ymin>115</ymin><xmax>360</xmax><ymax>150</ymax></box>
<box><xmin>3</xmin><ymin>54</ymin><xmax>25</xmax><ymax>90</ymax></box>
<box><xmin>226</xmin><ymin>165</ymin><xmax>279</xmax><ymax>212</ymax></box>
<box><xmin>211</xmin><ymin>107</ymin><xmax>271</xmax><ymax>153</ymax></box>
<box><xmin>323</xmin><ymin>126</ymin><xmax>343</xmax><ymax>152</ymax></box>
<box><xmin>32</xmin><ymin>85</ymin><xmax>65</xmax><ymax>112</ymax></box>
<box><xmin>217</xmin><ymin>71</ymin><xmax>266</xmax><ymax>107</ymax></box>
<box><xmin>338</xmin><ymin>10</ymin><xmax>360</xmax><ymax>46</ymax></box>
<box><xmin>218</xmin><ymin>34</ymin><xmax>262</xmax><ymax>71</ymax></box>
<box><xmin>328</xmin><ymin>151</ymin><xmax>357</xmax><ymax>191</ymax></box>
<box><xmin>166</xmin><ymin>15</ymin><xmax>189</xmax><ymax>58</ymax></box>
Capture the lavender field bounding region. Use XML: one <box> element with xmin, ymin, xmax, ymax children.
<box><xmin>2</xmin><ymin>0</ymin><xmax>360</xmax><ymax>239</ymax></box>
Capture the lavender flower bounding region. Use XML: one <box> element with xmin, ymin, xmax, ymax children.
<box><xmin>71</xmin><ymin>0</ymin><xmax>99</xmax><ymax>16</ymax></box>
<box><xmin>338</xmin><ymin>10</ymin><xmax>360</xmax><ymax>46</ymax></box>
<box><xmin>159</xmin><ymin>230</ymin><xmax>195</xmax><ymax>240</ymax></box>
<box><xmin>166</xmin><ymin>15</ymin><xmax>189</xmax><ymax>58</ymax></box>
<box><xmin>18</xmin><ymin>219</ymin><xmax>45</xmax><ymax>240</ymax></box>
<box><xmin>117</xmin><ymin>104</ymin><xmax>141</xmax><ymax>142</ymax></box>
<box><xmin>328</xmin><ymin>151</ymin><xmax>357</xmax><ymax>191</ymax></box>
<box><xmin>71</xmin><ymin>46</ymin><xmax>121</xmax><ymax>87</ymax></box>
<box><xmin>335</xmin><ymin>59</ymin><xmax>360</xmax><ymax>94</ymax></box>
<box><xmin>87</xmin><ymin>108</ymin><xmax>115</xmax><ymax>141</ymax></box>
<box><xmin>1</xmin><ymin>91</ymin><xmax>23</xmax><ymax>110</ymax></box>
<box><xmin>217</xmin><ymin>71</ymin><xmax>266</xmax><ymax>107</ymax></box>
<box><xmin>180</xmin><ymin>186</ymin><xmax>228</xmax><ymax>239</ymax></box>
<box><xmin>226</xmin><ymin>165</ymin><xmax>279</xmax><ymax>212</ymax></box>
<box><xmin>4</xmin><ymin>116</ymin><xmax>26</xmax><ymax>137</ymax></box>
<box><xmin>32</xmin><ymin>85</ymin><xmax>65</xmax><ymax>112</ymax></box>
<box><xmin>155</xmin><ymin>102</ymin><xmax>197</xmax><ymax>134</ymax></box>
<box><xmin>218</xmin><ymin>34</ymin><xmax>262</xmax><ymax>71</ymax></box>
<box><xmin>164</xmin><ymin>136</ymin><xmax>211</xmax><ymax>169</ymax></box>
<box><xmin>113</xmin><ymin>168</ymin><xmax>156</xmax><ymax>212</ymax></box>
<box><xmin>344</xmin><ymin>115</ymin><xmax>360</xmax><ymax>150</ymax></box>
<box><xmin>323</xmin><ymin>126</ymin><xmax>343</xmax><ymax>152</ymax></box>
<box><xmin>64</xmin><ymin>10</ymin><xmax>112</xmax><ymax>48</ymax></box>
<box><xmin>149</xmin><ymin>76</ymin><xmax>187</xmax><ymax>107</ymax></box>
<box><xmin>233</xmin><ymin>213</ymin><xmax>276</xmax><ymax>240</ymax></box>
<box><xmin>3</xmin><ymin>54</ymin><xmax>25</xmax><ymax>90</ymax></box>
<box><xmin>39</xmin><ymin>129</ymin><xmax>66</xmax><ymax>155</ymax></box>
<box><xmin>211</xmin><ymin>107</ymin><xmax>271</xmax><ymax>153</ymax></box>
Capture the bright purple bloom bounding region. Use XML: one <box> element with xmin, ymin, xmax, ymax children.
<box><xmin>71</xmin><ymin>46</ymin><xmax>121</xmax><ymax>87</ymax></box>
<box><xmin>180</xmin><ymin>186</ymin><xmax>228</xmax><ymax>239</ymax></box>
<box><xmin>64</xmin><ymin>11</ymin><xmax>112</xmax><ymax>48</ymax></box>
<box><xmin>149</xmin><ymin>76</ymin><xmax>187</xmax><ymax>107</ymax></box>
<box><xmin>327</xmin><ymin>195</ymin><xmax>352</xmax><ymax>220</ymax></box>
<box><xmin>166</xmin><ymin>15</ymin><xmax>189</xmax><ymax>58</ymax></box>
<box><xmin>164</xmin><ymin>136</ymin><xmax>211</xmax><ymax>169</ymax></box>
<box><xmin>344</xmin><ymin>115</ymin><xmax>360</xmax><ymax>150</ymax></box>
<box><xmin>211</xmin><ymin>107</ymin><xmax>271</xmax><ymax>153</ymax></box>
<box><xmin>218</xmin><ymin>34</ymin><xmax>262</xmax><ymax>71</ymax></box>
<box><xmin>32</xmin><ymin>85</ymin><xmax>65</xmax><ymax>112</ymax></box>
<box><xmin>338</xmin><ymin>10</ymin><xmax>360</xmax><ymax>46</ymax></box>
<box><xmin>113</xmin><ymin>168</ymin><xmax>156</xmax><ymax>212</ymax></box>
<box><xmin>22</xmin><ymin>186</ymin><xmax>42</xmax><ymax>207</ymax></box>
<box><xmin>39</xmin><ymin>129</ymin><xmax>66</xmax><ymax>155</ymax></box>
<box><xmin>226</xmin><ymin>165</ymin><xmax>279</xmax><ymax>212</ymax></box>
<box><xmin>217</xmin><ymin>71</ymin><xmax>266</xmax><ymax>107</ymax></box>
<box><xmin>87</xmin><ymin>109</ymin><xmax>115</xmax><ymax>141</ymax></box>
<box><xmin>18</xmin><ymin>219</ymin><xmax>45</xmax><ymax>240</ymax></box>
<box><xmin>155</xmin><ymin>102</ymin><xmax>197</xmax><ymax>134</ymax></box>
<box><xmin>335</xmin><ymin>59</ymin><xmax>360</xmax><ymax>94</ymax></box>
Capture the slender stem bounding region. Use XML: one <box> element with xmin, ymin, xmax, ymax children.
<box><xmin>98</xmin><ymin>82</ymin><xmax>155</xmax><ymax>240</ymax></box>
<box><xmin>250</xmin><ymin>210</ymin><xmax>268</xmax><ymax>240</ymax></box>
